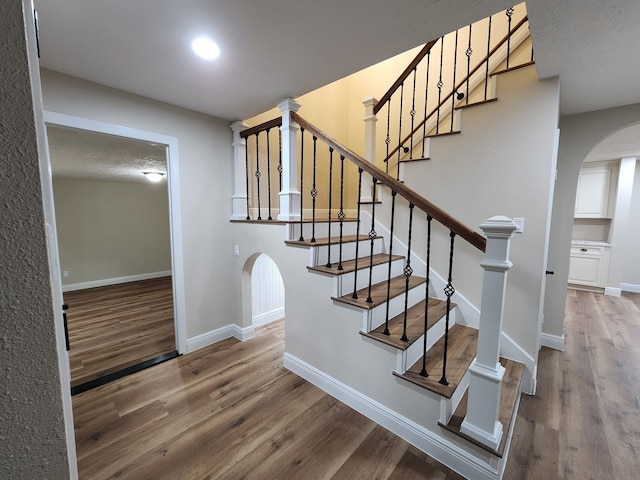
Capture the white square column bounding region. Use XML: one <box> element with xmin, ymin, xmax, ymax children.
<box><xmin>277</xmin><ymin>98</ymin><xmax>302</xmax><ymax>221</ymax></box>
<box><xmin>230</xmin><ymin>121</ymin><xmax>249</xmax><ymax>220</ymax></box>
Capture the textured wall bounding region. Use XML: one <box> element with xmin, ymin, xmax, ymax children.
<box><xmin>0</xmin><ymin>1</ymin><xmax>71</xmax><ymax>478</ymax></box>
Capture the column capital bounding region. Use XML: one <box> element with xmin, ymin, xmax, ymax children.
<box><xmin>278</xmin><ymin>98</ymin><xmax>301</xmax><ymax>114</ymax></box>
<box><xmin>479</xmin><ymin>215</ymin><xmax>517</xmax><ymax>237</ymax></box>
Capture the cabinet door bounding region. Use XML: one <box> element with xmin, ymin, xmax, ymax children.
<box><xmin>568</xmin><ymin>254</ymin><xmax>602</xmax><ymax>286</ymax></box>
<box><xmin>574</xmin><ymin>166</ymin><xmax>613</xmax><ymax>218</ymax></box>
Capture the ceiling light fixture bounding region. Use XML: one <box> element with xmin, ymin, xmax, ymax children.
<box><xmin>142</xmin><ymin>172</ymin><xmax>165</xmax><ymax>182</ymax></box>
<box><xmin>191</xmin><ymin>37</ymin><xmax>220</xmax><ymax>60</ymax></box>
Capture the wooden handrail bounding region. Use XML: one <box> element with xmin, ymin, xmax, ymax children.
<box><xmin>240</xmin><ymin>116</ymin><xmax>283</xmax><ymax>139</ymax></box>
<box><xmin>291</xmin><ymin>111</ymin><xmax>486</xmax><ymax>252</ymax></box>
<box><xmin>373</xmin><ymin>39</ymin><xmax>439</xmax><ymax>115</ymax></box>
<box><xmin>382</xmin><ymin>15</ymin><xmax>529</xmax><ymax>164</ymax></box>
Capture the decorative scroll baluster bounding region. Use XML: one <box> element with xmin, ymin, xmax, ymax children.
<box><xmin>254</xmin><ymin>133</ymin><xmax>262</xmax><ymax>220</ymax></box>
<box><xmin>396</xmin><ymin>82</ymin><xmax>404</xmax><ymax>179</ymax></box>
<box><xmin>266</xmin><ymin>128</ymin><xmax>273</xmax><ymax>220</ymax></box>
<box><xmin>420</xmin><ymin>215</ymin><xmax>433</xmax><ymax>377</ymax></box>
<box><xmin>421</xmin><ymin>51</ymin><xmax>430</xmax><ymax>158</ymax></box>
<box><xmin>383</xmin><ymin>190</ymin><xmax>398</xmax><ymax>336</ymax></box>
<box><xmin>352</xmin><ymin>168</ymin><xmax>364</xmax><ymax>299</ymax></box>
<box><xmin>409</xmin><ymin>68</ymin><xmax>417</xmax><ymax>158</ymax></box>
<box><xmin>337</xmin><ymin>155</ymin><xmax>345</xmax><ymax>271</ymax></box>
<box><xmin>484</xmin><ymin>15</ymin><xmax>492</xmax><ymax>101</ymax></box>
<box><xmin>311</xmin><ymin>136</ymin><xmax>318</xmax><ymax>243</ymax></box>
<box><xmin>506</xmin><ymin>7</ymin><xmax>514</xmax><ymax>69</ymax></box>
<box><xmin>440</xmin><ymin>231</ymin><xmax>456</xmax><ymax>386</ymax></box>
<box><xmin>366</xmin><ymin>177</ymin><xmax>378</xmax><ymax>303</ymax></box>
<box><xmin>465</xmin><ymin>24</ymin><xmax>472</xmax><ymax>105</ymax></box>
<box><xmin>298</xmin><ymin>127</ymin><xmax>305</xmax><ymax>240</ymax></box>
<box><xmin>436</xmin><ymin>37</ymin><xmax>444</xmax><ymax>134</ymax></box>
<box><xmin>326</xmin><ymin>147</ymin><xmax>334</xmax><ymax>267</ymax></box>
<box><xmin>450</xmin><ymin>29</ymin><xmax>459</xmax><ymax>132</ymax></box>
<box><xmin>401</xmin><ymin>203</ymin><xmax>415</xmax><ymax>342</ymax></box>
<box><xmin>244</xmin><ymin>138</ymin><xmax>250</xmax><ymax>220</ymax></box>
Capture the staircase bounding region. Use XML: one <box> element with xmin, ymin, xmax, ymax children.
<box><xmin>228</xmin><ymin>4</ymin><xmax>557</xmax><ymax>479</ymax></box>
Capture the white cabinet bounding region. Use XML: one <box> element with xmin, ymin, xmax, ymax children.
<box><xmin>568</xmin><ymin>243</ymin><xmax>610</xmax><ymax>287</ymax></box>
<box><xmin>574</xmin><ymin>163</ymin><xmax>617</xmax><ymax>218</ymax></box>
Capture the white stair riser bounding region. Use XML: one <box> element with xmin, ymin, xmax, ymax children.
<box><xmin>396</xmin><ymin>308</ymin><xmax>456</xmax><ymax>373</ymax></box>
<box><xmin>290</xmin><ymin>221</ymin><xmax>360</xmax><ymax>241</ymax></box>
<box><xmin>311</xmin><ymin>238</ymin><xmax>384</xmax><ymax>267</ymax></box>
<box><xmin>440</xmin><ymin>369</ymin><xmax>470</xmax><ymax>425</ymax></box>
<box><xmin>365</xmin><ymin>283</ymin><xmax>426</xmax><ymax>332</ymax></box>
<box><xmin>334</xmin><ymin>258</ymin><xmax>405</xmax><ymax>297</ymax></box>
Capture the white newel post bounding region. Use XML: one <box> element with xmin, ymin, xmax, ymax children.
<box><xmin>230</xmin><ymin>121</ymin><xmax>249</xmax><ymax>220</ymax></box>
<box><xmin>460</xmin><ymin>215</ymin><xmax>517</xmax><ymax>450</ymax></box>
<box><xmin>277</xmin><ymin>98</ymin><xmax>302</xmax><ymax>221</ymax></box>
<box><xmin>362</xmin><ymin>97</ymin><xmax>378</xmax><ymax>202</ymax></box>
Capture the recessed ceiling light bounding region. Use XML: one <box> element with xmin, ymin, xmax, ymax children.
<box><xmin>192</xmin><ymin>37</ymin><xmax>220</xmax><ymax>60</ymax></box>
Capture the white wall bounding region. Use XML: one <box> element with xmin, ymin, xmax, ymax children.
<box><xmin>53</xmin><ymin>177</ymin><xmax>171</xmax><ymax>286</ymax></box>
<box><xmin>545</xmin><ymin>104</ymin><xmax>640</xmax><ymax>337</ymax></box>
<box><xmin>622</xmin><ymin>162</ymin><xmax>640</xmax><ymax>288</ymax></box>
<box><xmin>41</xmin><ymin>70</ymin><xmax>234</xmax><ymax>338</ymax></box>
<box><xmin>0</xmin><ymin>1</ymin><xmax>72</xmax><ymax>477</ymax></box>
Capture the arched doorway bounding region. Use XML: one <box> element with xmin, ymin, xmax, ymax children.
<box><xmin>242</xmin><ymin>253</ymin><xmax>285</xmax><ymax>338</ymax></box>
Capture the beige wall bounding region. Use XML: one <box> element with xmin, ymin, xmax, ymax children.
<box><xmin>624</xmin><ymin>163</ymin><xmax>640</xmax><ymax>287</ymax></box>
<box><xmin>53</xmin><ymin>177</ymin><xmax>171</xmax><ymax>286</ymax></box>
<box><xmin>41</xmin><ymin>70</ymin><xmax>234</xmax><ymax>338</ymax></box>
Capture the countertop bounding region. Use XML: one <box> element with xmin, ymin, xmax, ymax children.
<box><xmin>571</xmin><ymin>240</ymin><xmax>611</xmax><ymax>247</ymax></box>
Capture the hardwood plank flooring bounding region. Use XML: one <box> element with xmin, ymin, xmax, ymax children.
<box><xmin>504</xmin><ymin>289</ymin><xmax>640</xmax><ymax>480</ymax></box>
<box><xmin>73</xmin><ymin>290</ymin><xmax>640</xmax><ymax>479</ymax></box>
<box><xmin>64</xmin><ymin>277</ymin><xmax>175</xmax><ymax>388</ymax></box>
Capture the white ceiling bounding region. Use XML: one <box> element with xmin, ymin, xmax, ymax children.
<box><xmin>35</xmin><ymin>0</ymin><xmax>640</xmax><ymax>181</ymax></box>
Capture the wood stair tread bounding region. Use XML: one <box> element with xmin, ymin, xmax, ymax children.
<box><xmin>399</xmin><ymin>157</ymin><xmax>430</xmax><ymax>164</ymax></box>
<box><xmin>393</xmin><ymin>324</ymin><xmax>477</xmax><ymax>398</ymax></box>
<box><xmin>425</xmin><ymin>130</ymin><xmax>461</xmax><ymax>139</ymax></box>
<box><xmin>360</xmin><ymin>297</ymin><xmax>453</xmax><ymax>350</ymax></box>
<box><xmin>439</xmin><ymin>357</ymin><xmax>525</xmax><ymax>457</ymax></box>
<box><xmin>307</xmin><ymin>253</ymin><xmax>404</xmax><ymax>276</ymax></box>
<box><xmin>285</xmin><ymin>234</ymin><xmax>367</xmax><ymax>247</ymax></box>
<box><xmin>455</xmin><ymin>98</ymin><xmax>498</xmax><ymax>110</ymax></box>
<box><xmin>332</xmin><ymin>275</ymin><xmax>426</xmax><ymax>310</ymax></box>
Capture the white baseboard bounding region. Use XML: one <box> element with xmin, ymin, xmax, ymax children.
<box><xmin>62</xmin><ymin>270</ymin><xmax>171</xmax><ymax>292</ymax></box>
<box><xmin>621</xmin><ymin>283</ymin><xmax>640</xmax><ymax>293</ymax></box>
<box><xmin>540</xmin><ymin>332</ymin><xmax>564</xmax><ymax>352</ymax></box>
<box><xmin>283</xmin><ymin>352</ymin><xmax>500</xmax><ymax>480</ymax></box>
<box><xmin>604</xmin><ymin>287</ymin><xmax>622</xmax><ymax>297</ymax></box>
<box><xmin>186</xmin><ymin>323</ymin><xmax>255</xmax><ymax>353</ymax></box>
<box><xmin>252</xmin><ymin>307</ymin><xmax>284</xmax><ymax>328</ymax></box>
<box><xmin>500</xmin><ymin>331</ymin><xmax>536</xmax><ymax>395</ymax></box>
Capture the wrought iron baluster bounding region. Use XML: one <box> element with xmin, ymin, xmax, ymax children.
<box><xmin>421</xmin><ymin>52</ymin><xmax>430</xmax><ymax>158</ymax></box>
<box><xmin>383</xmin><ymin>190</ymin><xmax>398</xmax><ymax>336</ymax></box>
<box><xmin>506</xmin><ymin>7</ymin><xmax>514</xmax><ymax>69</ymax></box>
<box><xmin>298</xmin><ymin>127</ymin><xmax>305</xmax><ymax>241</ymax></box>
<box><xmin>244</xmin><ymin>136</ymin><xmax>250</xmax><ymax>220</ymax></box>
<box><xmin>396</xmin><ymin>82</ymin><xmax>404</xmax><ymax>180</ymax></box>
<box><xmin>409</xmin><ymin>68</ymin><xmax>417</xmax><ymax>158</ymax></box>
<box><xmin>450</xmin><ymin>29</ymin><xmax>459</xmax><ymax>132</ymax></box>
<box><xmin>484</xmin><ymin>15</ymin><xmax>492</xmax><ymax>101</ymax></box>
<box><xmin>420</xmin><ymin>215</ymin><xmax>433</xmax><ymax>377</ymax></box>
<box><xmin>465</xmin><ymin>24</ymin><xmax>472</xmax><ymax>106</ymax></box>
<box><xmin>278</xmin><ymin>129</ymin><xmax>283</xmax><ymax>193</ymax></box>
<box><xmin>440</xmin><ymin>231</ymin><xmax>456</xmax><ymax>386</ymax></box>
<box><xmin>385</xmin><ymin>101</ymin><xmax>391</xmax><ymax>175</ymax></box>
<box><xmin>325</xmin><ymin>147</ymin><xmax>334</xmax><ymax>267</ymax></box>
<box><xmin>352</xmin><ymin>168</ymin><xmax>364</xmax><ymax>299</ymax></box>
<box><xmin>366</xmin><ymin>177</ymin><xmax>378</xmax><ymax>303</ymax></box>
<box><xmin>337</xmin><ymin>155</ymin><xmax>345</xmax><ymax>271</ymax></box>
<box><xmin>254</xmin><ymin>133</ymin><xmax>262</xmax><ymax>220</ymax></box>
<box><xmin>401</xmin><ymin>203</ymin><xmax>415</xmax><ymax>342</ymax></box>
<box><xmin>266</xmin><ymin>128</ymin><xmax>273</xmax><ymax>220</ymax></box>
<box><xmin>436</xmin><ymin>37</ymin><xmax>444</xmax><ymax>134</ymax></box>
<box><xmin>311</xmin><ymin>136</ymin><xmax>318</xmax><ymax>243</ymax></box>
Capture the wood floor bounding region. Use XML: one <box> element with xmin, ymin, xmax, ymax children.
<box><xmin>72</xmin><ymin>290</ymin><xmax>640</xmax><ymax>479</ymax></box>
<box><xmin>64</xmin><ymin>277</ymin><xmax>175</xmax><ymax>388</ymax></box>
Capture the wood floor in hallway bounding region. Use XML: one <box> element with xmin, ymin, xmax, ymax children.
<box><xmin>72</xmin><ymin>290</ymin><xmax>640</xmax><ymax>479</ymax></box>
<box><xmin>64</xmin><ymin>276</ymin><xmax>175</xmax><ymax>388</ymax></box>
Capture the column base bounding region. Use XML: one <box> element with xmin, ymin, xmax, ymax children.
<box><xmin>460</xmin><ymin>418</ymin><xmax>503</xmax><ymax>451</ymax></box>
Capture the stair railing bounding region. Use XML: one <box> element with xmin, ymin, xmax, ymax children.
<box><xmin>367</xmin><ymin>4</ymin><xmax>532</xmax><ymax>178</ymax></box>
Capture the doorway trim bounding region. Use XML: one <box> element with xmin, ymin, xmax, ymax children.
<box><xmin>44</xmin><ymin>111</ymin><xmax>188</xmax><ymax>354</ymax></box>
